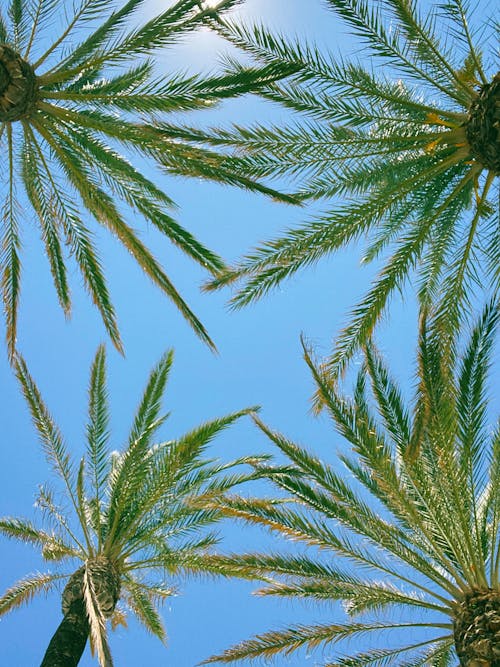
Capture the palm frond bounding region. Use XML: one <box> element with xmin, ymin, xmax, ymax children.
<box><xmin>364</xmin><ymin>344</ymin><xmax>411</xmax><ymax>448</ymax></box>
<box><xmin>204</xmin><ymin>621</ymin><xmax>452</xmax><ymax>663</ymax></box>
<box><xmin>47</xmin><ymin>0</ymin><xmax>146</xmax><ymax>72</ymax></box>
<box><xmin>127</xmin><ymin>350</ymin><xmax>172</xmax><ymax>450</ymax></box>
<box><xmin>0</xmin><ymin>517</ymin><xmax>79</xmax><ymax>560</ymax></box>
<box><xmin>3</xmin><ymin>348</ymin><xmax>262</xmax><ymax>662</ymax></box>
<box><xmin>326</xmin><ymin>639</ymin><xmax>455</xmax><ymax>667</ymax></box>
<box><xmin>108</xmin><ymin>408</ymin><xmax>254</xmax><ymax>553</ymax></box>
<box><xmin>14</xmin><ymin>355</ymin><xmax>77</xmax><ymax>504</ymax></box>
<box><xmin>0</xmin><ymin>572</ymin><xmax>67</xmax><ymax>615</ymax></box>
<box><xmin>173</xmin><ymin>408</ymin><xmax>258</xmax><ymax>470</ymax></box>
<box><xmin>86</xmin><ymin>345</ymin><xmax>111</xmax><ymax>545</ymax></box>
<box><xmin>0</xmin><ymin>8</ymin><xmax>8</xmax><ymax>42</ymax></box>
<box><xmin>430</xmin><ymin>172</ymin><xmax>497</xmax><ymax>346</ymax></box>
<box><xmin>442</xmin><ymin>0</ymin><xmax>488</xmax><ymax>83</ymax></box>
<box><xmin>83</xmin><ymin>565</ymin><xmax>114</xmax><ymax>667</ymax></box>
<box><xmin>203</xmin><ymin>1</ymin><xmax>498</xmax><ymax>366</ymax></box>
<box><xmin>33</xmin><ymin>113</ymin><xmax>218</xmax><ymax>349</ymax></box>
<box><xmin>110</xmin><ymin>605</ymin><xmax>128</xmax><ymax>631</ymax></box>
<box><xmin>23</xmin><ymin>0</ymin><xmax>60</xmax><ymax>59</ymax></box>
<box><xmin>35</xmin><ymin>485</ymin><xmax>88</xmax><ymax>554</ymax></box>
<box><xmin>32</xmin><ymin>0</ymin><xmax>120</xmax><ymax>69</ymax></box>
<box><xmin>105</xmin><ymin>350</ymin><xmax>173</xmax><ymax>547</ymax></box>
<box><xmin>0</xmin><ymin>0</ymin><xmax>297</xmax><ymax>358</ymax></box>
<box><xmin>20</xmin><ymin>123</ymin><xmax>122</xmax><ymax>352</ymax></box>
<box><xmin>324</xmin><ymin>0</ymin><xmax>470</xmax><ymax>102</ymax></box>
<box><xmin>122</xmin><ymin>576</ymin><xmax>168</xmax><ymax>643</ymax></box>
<box><xmin>21</xmin><ymin>126</ymin><xmax>71</xmax><ymax>314</ymax></box>
<box><xmin>257</xmin><ymin>578</ymin><xmax>447</xmax><ymax>616</ymax></box>
<box><xmin>8</xmin><ymin>0</ymin><xmax>31</xmax><ymax>51</ymax></box>
<box><xmin>211</xmin><ymin>305</ymin><xmax>499</xmax><ymax>664</ymax></box>
<box><xmin>2</xmin><ymin>123</ymin><xmax>21</xmax><ymax>359</ymax></box>
<box><xmin>489</xmin><ymin>421</ymin><xmax>500</xmax><ymax>584</ymax></box>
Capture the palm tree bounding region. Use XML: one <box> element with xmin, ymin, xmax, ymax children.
<box><xmin>0</xmin><ymin>346</ymin><xmax>260</xmax><ymax>666</ymax></box>
<box><xmin>181</xmin><ymin>0</ymin><xmax>499</xmax><ymax>375</ymax></box>
<box><xmin>0</xmin><ymin>0</ymin><xmax>296</xmax><ymax>359</ymax></box>
<box><xmin>204</xmin><ymin>301</ymin><xmax>500</xmax><ymax>666</ymax></box>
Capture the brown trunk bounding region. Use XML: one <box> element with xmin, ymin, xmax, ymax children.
<box><xmin>40</xmin><ymin>598</ymin><xmax>89</xmax><ymax>667</ymax></box>
<box><xmin>453</xmin><ymin>588</ymin><xmax>500</xmax><ymax>667</ymax></box>
<box><xmin>0</xmin><ymin>44</ymin><xmax>38</xmax><ymax>121</ymax></box>
<box><xmin>465</xmin><ymin>72</ymin><xmax>500</xmax><ymax>175</ymax></box>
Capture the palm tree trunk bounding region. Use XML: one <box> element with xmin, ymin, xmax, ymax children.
<box><xmin>453</xmin><ymin>588</ymin><xmax>500</xmax><ymax>666</ymax></box>
<box><xmin>40</xmin><ymin>598</ymin><xmax>89</xmax><ymax>667</ymax></box>
<box><xmin>0</xmin><ymin>45</ymin><xmax>38</xmax><ymax>122</ymax></box>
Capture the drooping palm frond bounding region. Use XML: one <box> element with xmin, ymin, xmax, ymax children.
<box><xmin>0</xmin><ymin>572</ymin><xmax>68</xmax><ymax>615</ymax></box>
<box><xmin>192</xmin><ymin>0</ymin><xmax>499</xmax><ymax>375</ymax></box>
<box><xmin>121</xmin><ymin>575</ymin><xmax>169</xmax><ymax>643</ymax></box>
<box><xmin>0</xmin><ymin>0</ymin><xmax>298</xmax><ymax>358</ymax></box>
<box><xmin>205</xmin><ymin>301</ymin><xmax>500</xmax><ymax>665</ymax></box>
<box><xmin>0</xmin><ymin>347</ymin><xmax>262</xmax><ymax>666</ymax></box>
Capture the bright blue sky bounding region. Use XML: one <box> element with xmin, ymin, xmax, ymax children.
<box><xmin>0</xmin><ymin>1</ymin><xmax>497</xmax><ymax>665</ymax></box>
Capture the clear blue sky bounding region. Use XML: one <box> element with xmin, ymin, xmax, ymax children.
<box><xmin>0</xmin><ymin>1</ymin><xmax>496</xmax><ymax>665</ymax></box>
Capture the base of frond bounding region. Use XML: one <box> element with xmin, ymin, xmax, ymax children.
<box><xmin>62</xmin><ymin>557</ymin><xmax>121</xmax><ymax>619</ymax></box>
<box><xmin>453</xmin><ymin>588</ymin><xmax>500</xmax><ymax>666</ymax></box>
<box><xmin>466</xmin><ymin>73</ymin><xmax>500</xmax><ymax>175</ymax></box>
<box><xmin>0</xmin><ymin>45</ymin><xmax>38</xmax><ymax>122</ymax></box>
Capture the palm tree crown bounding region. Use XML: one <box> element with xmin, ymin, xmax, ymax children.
<box><xmin>0</xmin><ymin>0</ymin><xmax>295</xmax><ymax>358</ymax></box>
<box><xmin>187</xmin><ymin>0</ymin><xmax>499</xmax><ymax>375</ymax></box>
<box><xmin>205</xmin><ymin>302</ymin><xmax>500</xmax><ymax>666</ymax></box>
<box><xmin>0</xmin><ymin>346</ymin><xmax>259</xmax><ymax>666</ymax></box>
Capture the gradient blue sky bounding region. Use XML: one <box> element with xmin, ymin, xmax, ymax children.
<box><xmin>0</xmin><ymin>1</ymin><xmax>497</xmax><ymax>665</ymax></box>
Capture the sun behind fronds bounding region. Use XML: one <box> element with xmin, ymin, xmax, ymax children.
<box><xmin>205</xmin><ymin>300</ymin><xmax>500</xmax><ymax>666</ymax></box>
<box><xmin>0</xmin><ymin>346</ymin><xmax>261</xmax><ymax>666</ymax></box>
<box><xmin>181</xmin><ymin>0</ymin><xmax>500</xmax><ymax>375</ymax></box>
<box><xmin>0</xmin><ymin>0</ymin><xmax>297</xmax><ymax>358</ymax></box>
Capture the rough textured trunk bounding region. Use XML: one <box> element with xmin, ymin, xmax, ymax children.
<box><xmin>465</xmin><ymin>72</ymin><xmax>500</xmax><ymax>175</ymax></box>
<box><xmin>453</xmin><ymin>588</ymin><xmax>500</xmax><ymax>667</ymax></box>
<box><xmin>63</xmin><ymin>558</ymin><xmax>121</xmax><ymax>618</ymax></box>
<box><xmin>40</xmin><ymin>598</ymin><xmax>89</xmax><ymax>667</ymax></box>
<box><xmin>41</xmin><ymin>559</ymin><xmax>121</xmax><ymax>667</ymax></box>
<box><xmin>0</xmin><ymin>44</ymin><xmax>37</xmax><ymax>121</ymax></box>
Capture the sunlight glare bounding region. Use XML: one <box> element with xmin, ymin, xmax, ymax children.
<box><xmin>198</xmin><ymin>0</ymin><xmax>221</xmax><ymax>8</ymax></box>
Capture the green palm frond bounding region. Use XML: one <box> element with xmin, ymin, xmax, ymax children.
<box><xmin>1</xmin><ymin>348</ymin><xmax>259</xmax><ymax>666</ymax></box>
<box><xmin>14</xmin><ymin>355</ymin><xmax>76</xmax><ymax>495</ymax></box>
<box><xmin>0</xmin><ymin>518</ymin><xmax>80</xmax><ymax>560</ymax></box>
<box><xmin>206</xmin><ymin>302</ymin><xmax>500</xmax><ymax>665</ymax></box>
<box><xmin>204</xmin><ymin>621</ymin><xmax>452</xmax><ymax>664</ymax></box>
<box><xmin>0</xmin><ymin>0</ymin><xmax>297</xmax><ymax>358</ymax></box>
<box><xmin>86</xmin><ymin>345</ymin><xmax>111</xmax><ymax>550</ymax></box>
<box><xmin>122</xmin><ymin>575</ymin><xmax>169</xmax><ymax>643</ymax></box>
<box><xmin>198</xmin><ymin>1</ymin><xmax>499</xmax><ymax>374</ymax></box>
<box><xmin>327</xmin><ymin>640</ymin><xmax>455</xmax><ymax>667</ymax></box>
<box><xmin>107</xmin><ymin>408</ymin><xmax>257</xmax><ymax>558</ymax></box>
<box><xmin>0</xmin><ymin>572</ymin><xmax>68</xmax><ymax>615</ymax></box>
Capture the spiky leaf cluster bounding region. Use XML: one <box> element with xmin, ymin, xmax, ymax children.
<box><xmin>205</xmin><ymin>301</ymin><xmax>500</xmax><ymax>666</ymax></box>
<box><xmin>180</xmin><ymin>0</ymin><xmax>500</xmax><ymax>375</ymax></box>
<box><xmin>0</xmin><ymin>0</ymin><xmax>297</xmax><ymax>358</ymax></box>
<box><xmin>0</xmin><ymin>346</ymin><xmax>261</xmax><ymax>666</ymax></box>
